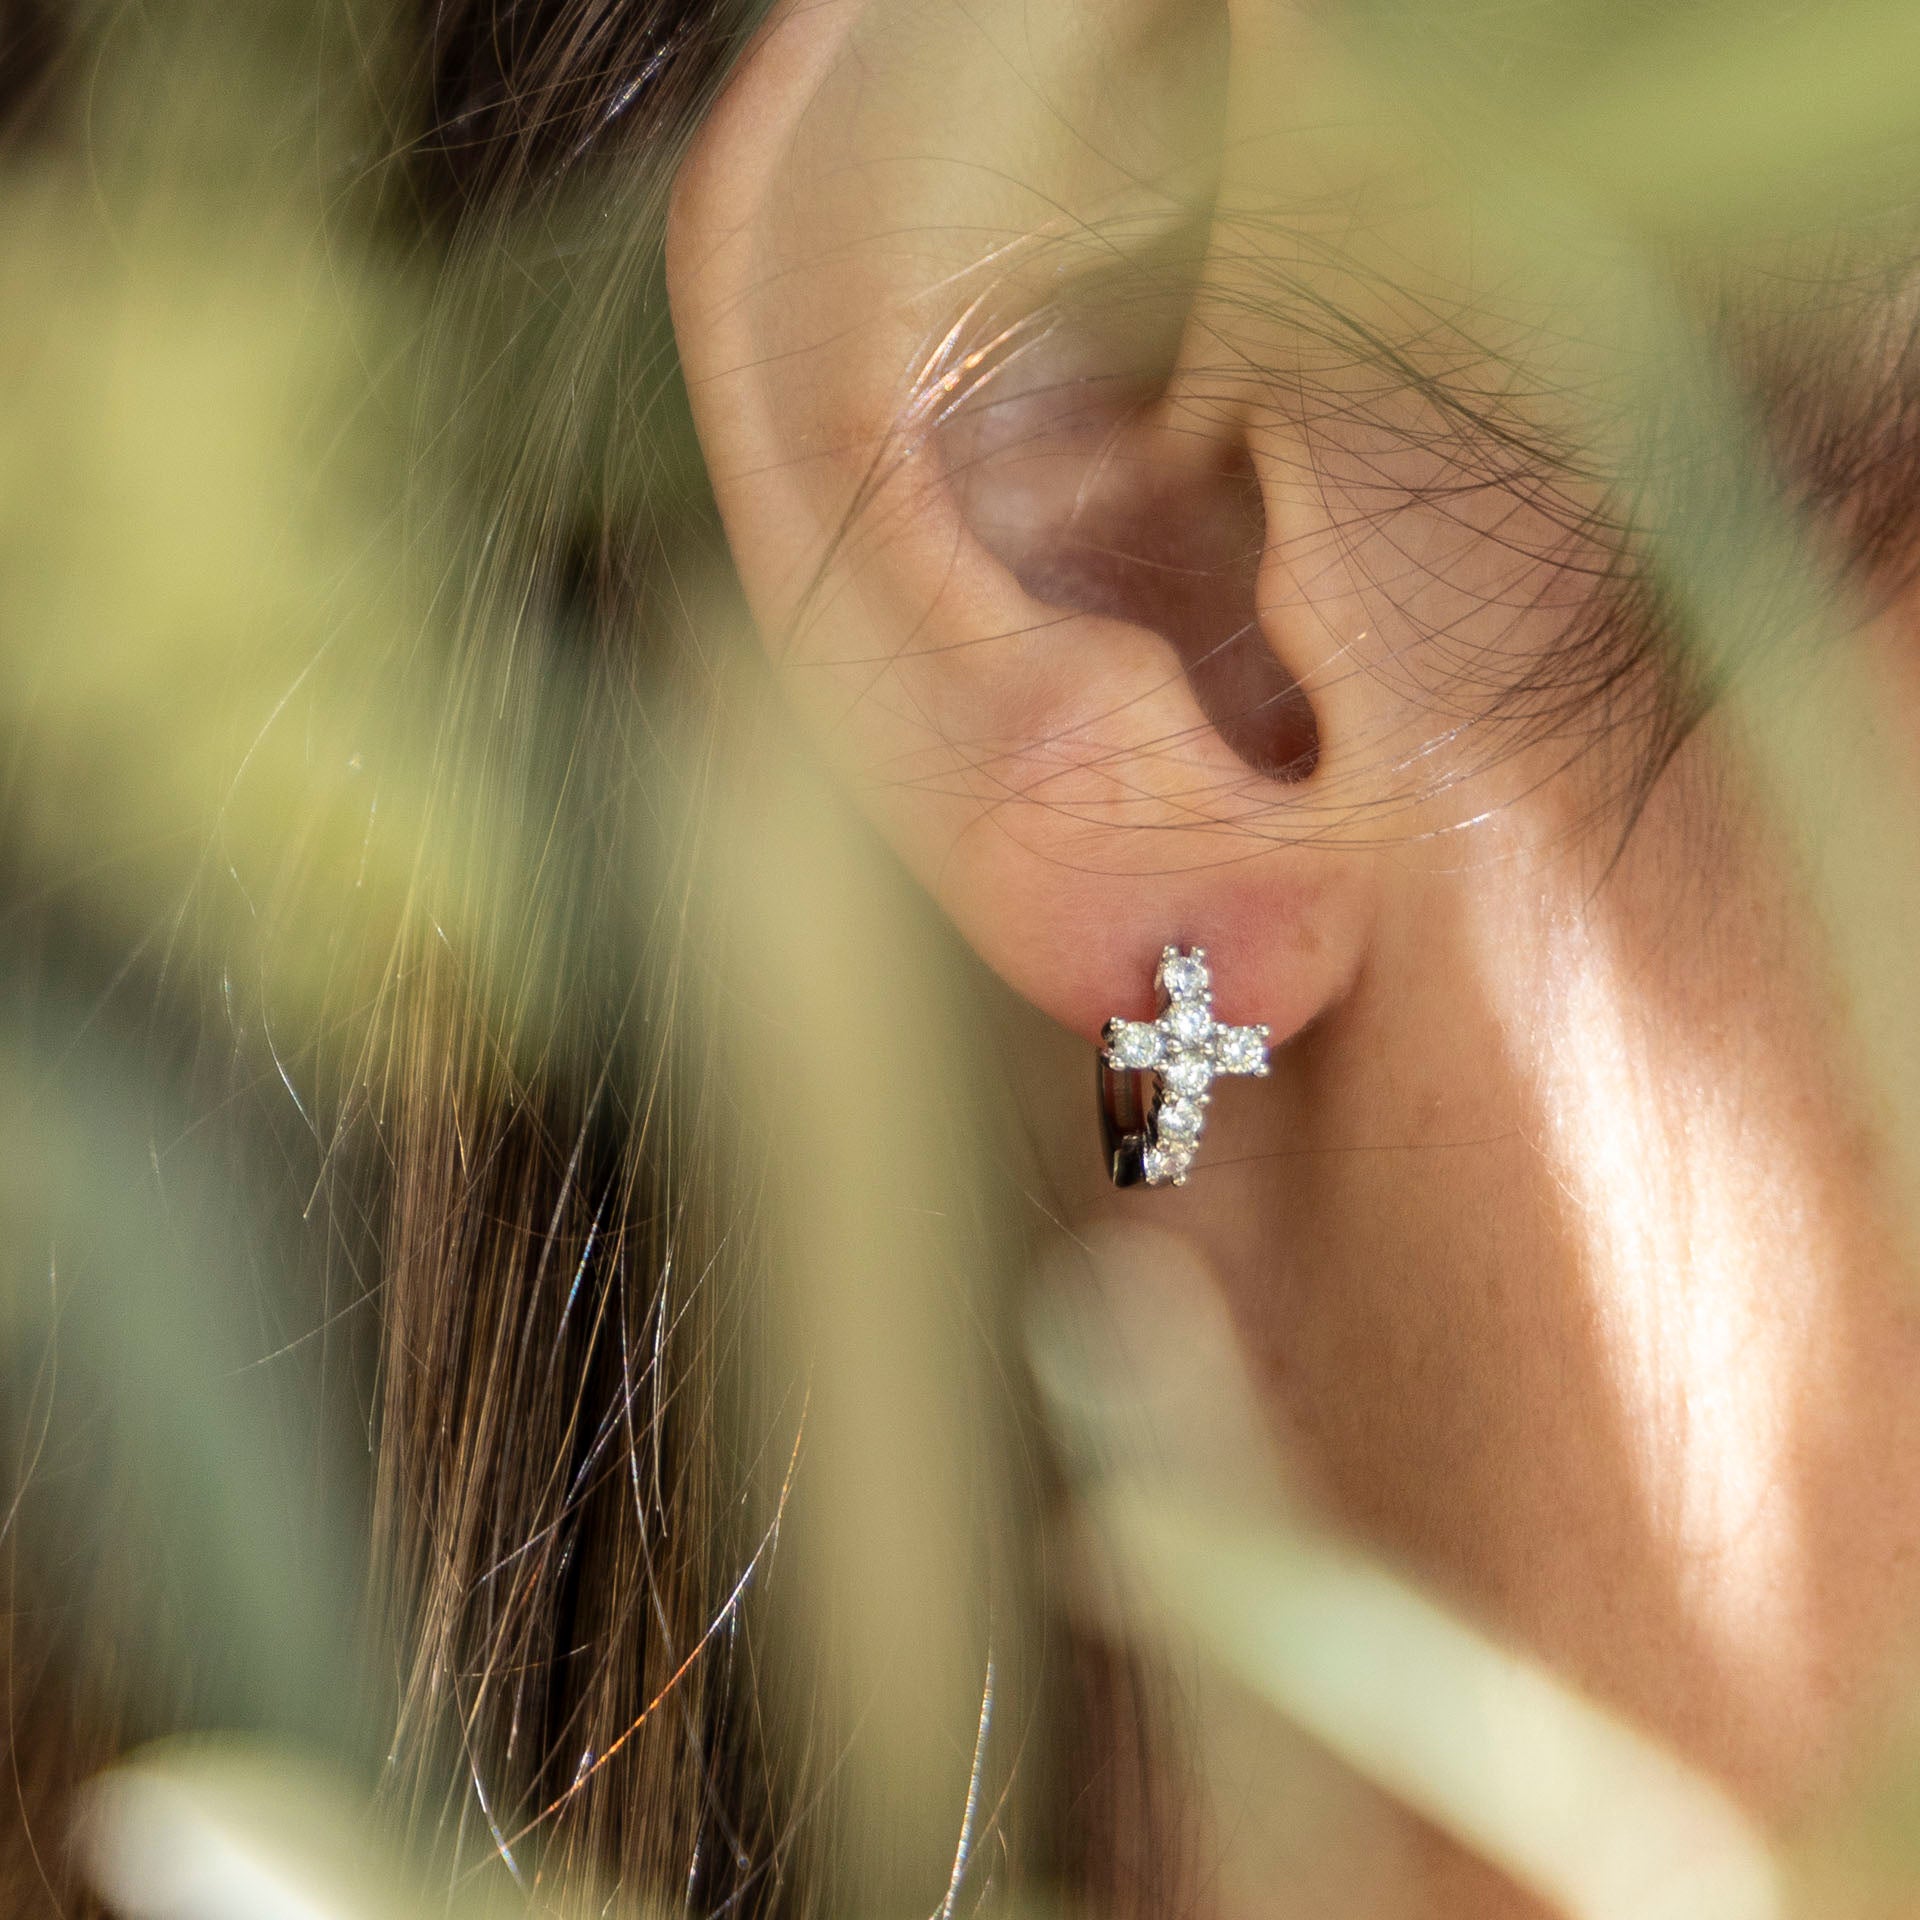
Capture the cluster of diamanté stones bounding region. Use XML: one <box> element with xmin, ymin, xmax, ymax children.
<box><xmin>1101</xmin><ymin>945</ymin><xmax>1271</xmax><ymax>1186</ymax></box>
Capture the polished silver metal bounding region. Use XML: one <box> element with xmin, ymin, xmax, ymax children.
<box><xmin>1099</xmin><ymin>945</ymin><xmax>1270</xmax><ymax>1187</ymax></box>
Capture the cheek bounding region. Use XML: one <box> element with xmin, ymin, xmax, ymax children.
<box><xmin>1231</xmin><ymin>712</ymin><xmax>1920</xmax><ymax>1813</ymax></box>
<box><xmin>1514</xmin><ymin>719</ymin><xmax>1920</xmax><ymax>1783</ymax></box>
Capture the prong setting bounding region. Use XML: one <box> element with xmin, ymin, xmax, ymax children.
<box><xmin>1100</xmin><ymin>946</ymin><xmax>1272</xmax><ymax>1186</ymax></box>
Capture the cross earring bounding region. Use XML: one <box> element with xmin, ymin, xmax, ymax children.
<box><xmin>1099</xmin><ymin>946</ymin><xmax>1270</xmax><ymax>1187</ymax></box>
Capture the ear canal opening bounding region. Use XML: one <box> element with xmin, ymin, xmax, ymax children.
<box><xmin>931</xmin><ymin>293</ymin><xmax>1320</xmax><ymax>785</ymax></box>
<box><xmin>1024</xmin><ymin>434</ymin><xmax>1318</xmax><ymax>784</ymax></box>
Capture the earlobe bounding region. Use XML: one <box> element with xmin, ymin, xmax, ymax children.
<box><xmin>666</xmin><ymin>0</ymin><xmax>1379</xmax><ymax>1051</ymax></box>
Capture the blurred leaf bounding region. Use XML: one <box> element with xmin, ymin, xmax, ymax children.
<box><xmin>83</xmin><ymin>1742</ymin><xmax>421</xmax><ymax>1920</ymax></box>
<box><xmin>1101</xmin><ymin>1490</ymin><xmax>1782</xmax><ymax>1920</ymax></box>
<box><xmin>1340</xmin><ymin>0</ymin><xmax>1920</xmax><ymax>238</ymax></box>
<box><xmin>1033</xmin><ymin>1226</ymin><xmax>1783</xmax><ymax>1920</ymax></box>
<box><xmin>0</xmin><ymin>1044</ymin><xmax>367</xmax><ymax>1745</ymax></box>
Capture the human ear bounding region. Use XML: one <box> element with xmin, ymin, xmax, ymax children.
<box><xmin>666</xmin><ymin>0</ymin><xmax>1387</xmax><ymax>1047</ymax></box>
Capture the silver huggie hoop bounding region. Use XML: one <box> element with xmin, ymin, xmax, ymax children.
<box><xmin>1100</xmin><ymin>946</ymin><xmax>1270</xmax><ymax>1187</ymax></box>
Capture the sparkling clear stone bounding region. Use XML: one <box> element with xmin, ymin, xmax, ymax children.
<box><xmin>1156</xmin><ymin>1098</ymin><xmax>1203</xmax><ymax>1144</ymax></box>
<box><xmin>1159</xmin><ymin>950</ymin><xmax>1210</xmax><ymax>1000</ymax></box>
<box><xmin>1162</xmin><ymin>1052</ymin><xmax>1213</xmax><ymax>1098</ymax></box>
<box><xmin>1166</xmin><ymin>1001</ymin><xmax>1211</xmax><ymax>1046</ymax></box>
<box><xmin>1107</xmin><ymin>1020</ymin><xmax>1165</xmax><ymax>1070</ymax></box>
<box><xmin>1142</xmin><ymin>1145</ymin><xmax>1192</xmax><ymax>1186</ymax></box>
<box><xmin>1214</xmin><ymin>1025</ymin><xmax>1270</xmax><ymax>1075</ymax></box>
